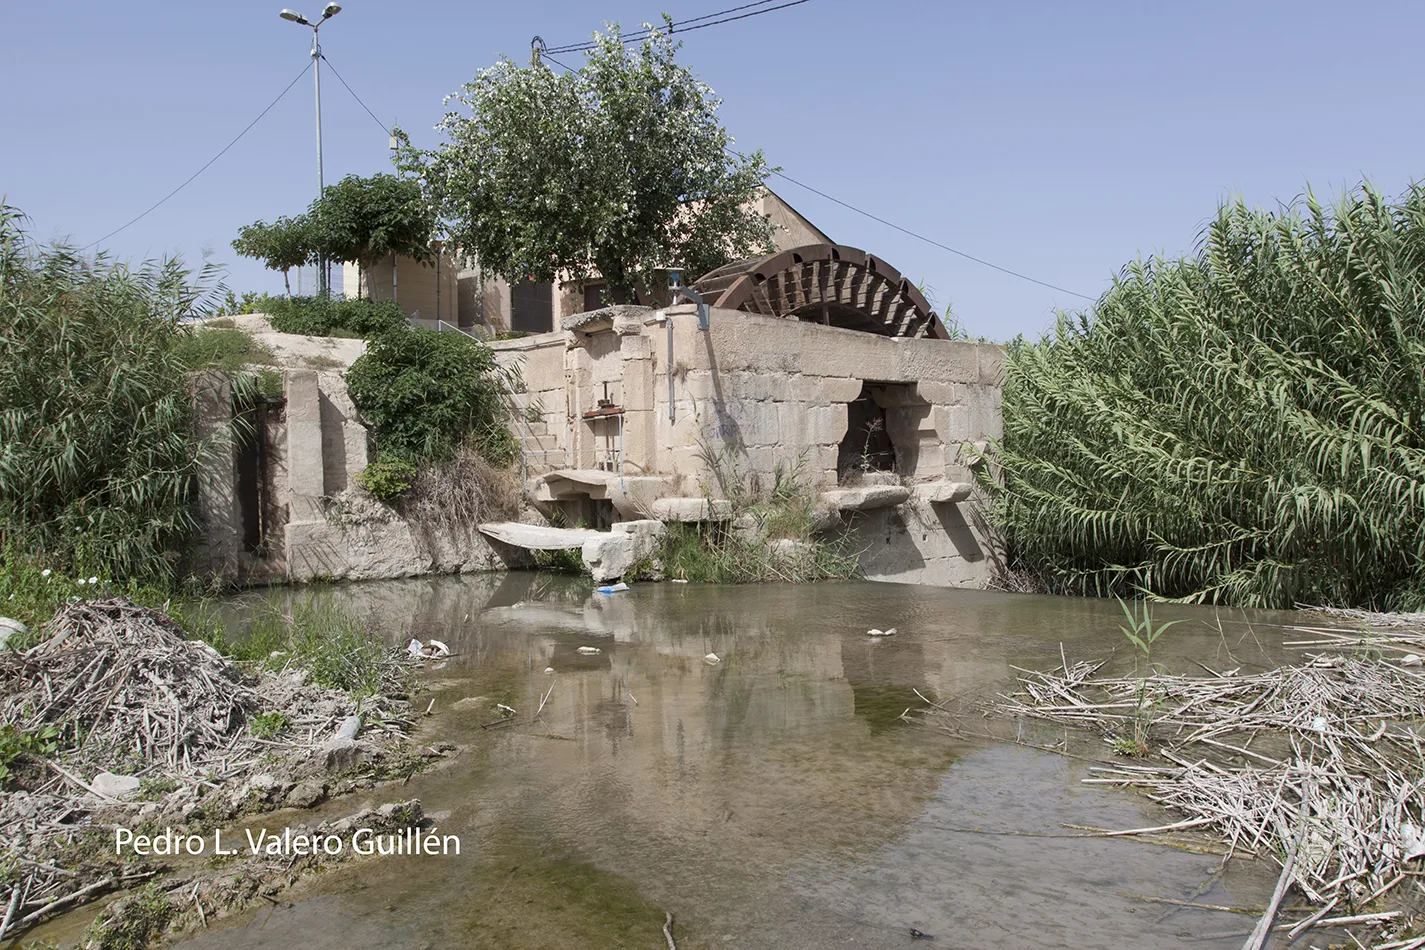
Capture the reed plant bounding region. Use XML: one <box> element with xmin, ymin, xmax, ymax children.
<box><xmin>0</xmin><ymin>206</ymin><xmax>230</xmax><ymax>586</ymax></box>
<box><xmin>988</xmin><ymin>182</ymin><xmax>1425</xmax><ymax>609</ymax></box>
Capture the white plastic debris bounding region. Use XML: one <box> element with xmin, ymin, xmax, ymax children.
<box><xmin>868</xmin><ymin>627</ymin><xmax>897</xmax><ymax>637</ymax></box>
<box><xmin>704</xmin><ymin>652</ymin><xmax>721</xmax><ymax>664</ymax></box>
<box><xmin>1310</xmin><ymin>716</ymin><xmax>1328</xmax><ymax>734</ymax></box>
<box><xmin>0</xmin><ymin>617</ymin><xmax>26</xmax><ymax>650</ymax></box>
<box><xmin>576</xmin><ymin>646</ymin><xmax>602</xmax><ymax>655</ymax></box>
<box><xmin>496</xmin><ymin>703</ymin><xmax>517</xmax><ymax>716</ymax></box>
<box><xmin>408</xmin><ymin>638</ymin><xmax>452</xmax><ymax>659</ymax></box>
<box><xmin>1403</xmin><ymin>822</ymin><xmax>1425</xmax><ymax>860</ymax></box>
<box><xmin>1403</xmin><ymin>654</ymin><xmax>1424</xmax><ymax>667</ymax></box>
<box><xmin>596</xmin><ymin>582</ymin><xmax>631</xmax><ymax>594</ymax></box>
<box><xmin>543</xmin><ymin>667</ymin><xmax>555</xmax><ymax>674</ymax></box>
<box><xmin>336</xmin><ymin>715</ymin><xmax>361</xmax><ymax>740</ymax></box>
<box><xmin>670</xmin><ymin>579</ymin><xmax>689</xmax><ymax>584</ymax></box>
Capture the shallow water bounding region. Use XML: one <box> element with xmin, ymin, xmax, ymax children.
<box><xmin>164</xmin><ymin>578</ymin><xmax>1302</xmax><ymax>947</ymax></box>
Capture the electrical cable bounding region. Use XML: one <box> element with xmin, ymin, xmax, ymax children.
<box><xmin>544</xmin><ymin>0</ymin><xmax>812</xmax><ymax>54</ymax></box>
<box><xmin>766</xmin><ymin>168</ymin><xmax>1097</xmax><ymax>301</ymax></box>
<box><xmin>83</xmin><ymin>61</ymin><xmax>311</xmax><ymax>249</ymax></box>
<box><xmin>320</xmin><ymin>53</ymin><xmax>392</xmax><ymax>136</ymax></box>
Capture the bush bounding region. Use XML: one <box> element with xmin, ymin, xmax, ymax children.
<box><xmin>260</xmin><ymin>294</ymin><xmax>409</xmax><ymax>338</ymax></box>
<box><xmin>0</xmin><ymin>206</ymin><xmax>212</xmax><ymax>585</ymax></box>
<box><xmin>346</xmin><ymin>328</ymin><xmax>517</xmax><ymax>465</ymax></box>
<box><xmin>989</xmin><ymin>182</ymin><xmax>1425</xmax><ymax>609</ymax></box>
<box><xmin>356</xmin><ymin>458</ymin><xmax>418</xmax><ymax>501</ymax></box>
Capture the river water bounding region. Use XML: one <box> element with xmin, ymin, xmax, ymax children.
<box><xmin>167</xmin><ymin>575</ymin><xmax>1298</xmax><ymax>950</ymax></box>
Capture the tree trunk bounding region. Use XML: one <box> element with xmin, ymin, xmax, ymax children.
<box><xmin>283</xmin><ymin>269</ymin><xmax>291</xmax><ymax>297</ymax></box>
<box><xmin>392</xmin><ymin>254</ymin><xmax>399</xmax><ymax>305</ymax></box>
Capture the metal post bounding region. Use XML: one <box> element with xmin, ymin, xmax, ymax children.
<box><xmin>311</xmin><ymin>26</ymin><xmax>326</xmax><ymax>296</ymax></box>
<box><xmin>666</xmin><ymin>315</ymin><xmax>675</xmax><ymax>423</ymax></box>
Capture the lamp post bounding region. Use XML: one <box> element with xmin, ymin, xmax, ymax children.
<box><xmin>280</xmin><ymin>3</ymin><xmax>342</xmax><ymax>296</ymax></box>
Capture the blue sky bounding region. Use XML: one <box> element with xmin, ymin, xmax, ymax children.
<box><xmin>4</xmin><ymin>1</ymin><xmax>1422</xmax><ymax>340</ymax></box>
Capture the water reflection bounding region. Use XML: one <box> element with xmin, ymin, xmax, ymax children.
<box><xmin>174</xmin><ymin>576</ymin><xmax>1298</xmax><ymax>950</ymax></box>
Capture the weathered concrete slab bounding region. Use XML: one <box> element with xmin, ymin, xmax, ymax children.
<box><xmin>822</xmin><ymin>485</ymin><xmax>911</xmax><ymax>513</ymax></box>
<box><xmin>533</xmin><ymin>469</ymin><xmax>620</xmax><ymax>502</ymax></box>
<box><xmin>650</xmin><ymin>498</ymin><xmax>734</xmax><ymax>522</ymax></box>
<box><xmin>916</xmin><ymin>480</ymin><xmax>974</xmax><ymax>504</ymax></box>
<box><xmin>581</xmin><ymin>520</ymin><xmax>666</xmax><ymax>582</ymax></box>
<box><xmin>479</xmin><ymin>523</ymin><xmax>606</xmax><ymax>551</ymax></box>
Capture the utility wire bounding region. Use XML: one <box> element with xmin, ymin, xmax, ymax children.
<box><xmin>320</xmin><ymin>53</ymin><xmax>391</xmax><ymax>136</ymax></box>
<box><xmin>84</xmin><ymin>62</ymin><xmax>311</xmax><ymax>250</ymax></box>
<box><xmin>538</xmin><ymin>33</ymin><xmax>1091</xmax><ymax>299</ymax></box>
<box><xmin>766</xmin><ymin>168</ymin><xmax>1097</xmax><ymax>301</ymax></box>
<box><xmin>544</xmin><ymin>0</ymin><xmax>812</xmax><ymax>54</ymax></box>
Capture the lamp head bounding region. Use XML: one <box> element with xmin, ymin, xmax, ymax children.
<box><xmin>320</xmin><ymin>3</ymin><xmax>342</xmax><ymax>20</ymax></box>
<box><xmin>279</xmin><ymin>9</ymin><xmax>311</xmax><ymax>25</ymax></box>
<box><xmin>666</xmin><ymin>267</ymin><xmax>683</xmax><ymax>289</ymax></box>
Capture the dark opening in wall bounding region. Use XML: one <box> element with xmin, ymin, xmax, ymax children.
<box><xmin>838</xmin><ymin>384</ymin><xmax>896</xmax><ymax>481</ymax></box>
<box><xmin>511</xmin><ymin>279</ymin><xmax>554</xmax><ymax>333</ymax></box>
<box><xmin>234</xmin><ymin>396</ymin><xmax>284</xmax><ymax>556</ymax></box>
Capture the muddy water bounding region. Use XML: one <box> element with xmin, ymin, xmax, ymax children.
<box><xmin>175</xmin><ymin>576</ymin><xmax>1297</xmax><ymax>950</ymax></box>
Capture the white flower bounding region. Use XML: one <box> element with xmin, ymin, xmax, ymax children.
<box><xmin>75</xmin><ymin>578</ymin><xmax>85</xmax><ymax>586</ymax></box>
<box><xmin>41</xmin><ymin>569</ymin><xmax>51</xmax><ymax>577</ymax></box>
<box><xmin>88</xmin><ymin>576</ymin><xmax>98</xmax><ymax>585</ymax></box>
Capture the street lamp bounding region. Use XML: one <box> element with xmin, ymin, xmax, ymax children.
<box><xmin>280</xmin><ymin>3</ymin><xmax>342</xmax><ymax>295</ymax></box>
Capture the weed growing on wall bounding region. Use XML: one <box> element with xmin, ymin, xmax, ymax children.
<box><xmin>989</xmin><ymin>182</ymin><xmax>1425</xmax><ymax>609</ymax></box>
<box><xmin>244</xmin><ymin>294</ymin><xmax>409</xmax><ymax>338</ymax></box>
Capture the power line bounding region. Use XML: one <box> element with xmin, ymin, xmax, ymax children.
<box><xmin>765</xmin><ymin>168</ymin><xmax>1097</xmax><ymax>301</ymax></box>
<box><xmin>84</xmin><ymin>62</ymin><xmax>311</xmax><ymax>250</ymax></box>
<box><xmin>320</xmin><ymin>53</ymin><xmax>391</xmax><ymax>136</ymax></box>
<box><xmin>544</xmin><ymin>0</ymin><xmax>813</xmax><ymax>54</ymax></box>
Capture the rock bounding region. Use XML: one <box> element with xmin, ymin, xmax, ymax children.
<box><xmin>821</xmin><ymin>485</ymin><xmax>910</xmax><ymax>513</ymax></box>
<box><xmin>581</xmin><ymin>534</ymin><xmax>633</xmax><ymax>582</ymax></box>
<box><xmin>769</xmin><ymin>538</ymin><xmax>816</xmax><ymax>562</ymax></box>
<box><xmin>580</xmin><ymin>520</ymin><xmax>665</xmax><ymax>582</ymax></box>
<box><xmin>649</xmin><ymin>498</ymin><xmax>733</xmax><ymax>522</ymax></box>
<box><xmin>916</xmin><ymin>480</ymin><xmax>974</xmax><ymax>505</ymax></box>
<box><xmin>321</xmin><ymin>738</ymin><xmax>375</xmax><ymax>774</ymax></box>
<box><xmin>91</xmin><ymin>771</ymin><xmax>141</xmax><ymax>800</ymax></box>
<box><xmin>703</xmin><ymin>653</ymin><xmax>721</xmax><ymax>664</ymax></box>
<box><xmin>335</xmin><ymin>715</ymin><xmax>362</xmax><ymax>740</ymax></box>
<box><xmin>0</xmin><ymin>617</ymin><xmax>27</xmax><ymax>650</ymax></box>
<box><xmin>576</xmin><ymin>646</ymin><xmax>602</xmax><ymax>655</ymax></box>
<box><xmin>808</xmin><ymin>505</ymin><xmax>841</xmax><ymax>533</ymax></box>
<box><xmin>731</xmin><ymin>513</ymin><xmax>764</xmax><ymax>544</ymax></box>
<box><xmin>285</xmin><ymin>781</ymin><xmax>326</xmax><ymax>808</ymax></box>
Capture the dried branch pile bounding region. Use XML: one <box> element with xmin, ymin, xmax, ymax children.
<box><xmin>1001</xmin><ymin>654</ymin><xmax>1425</xmax><ymax>908</ymax></box>
<box><xmin>0</xmin><ymin>598</ymin><xmax>414</xmax><ymax>942</ymax></box>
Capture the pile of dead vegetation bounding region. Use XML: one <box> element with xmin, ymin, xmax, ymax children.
<box><xmin>915</xmin><ymin>616</ymin><xmax>1425</xmax><ymax>948</ymax></box>
<box><xmin>0</xmin><ymin>598</ymin><xmax>425</xmax><ymax>943</ymax></box>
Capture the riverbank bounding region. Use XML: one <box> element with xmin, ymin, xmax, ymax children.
<box><xmin>0</xmin><ymin>597</ymin><xmax>447</xmax><ymax>948</ymax></box>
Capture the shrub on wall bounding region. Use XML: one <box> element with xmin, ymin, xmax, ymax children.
<box><xmin>259</xmin><ymin>295</ymin><xmax>409</xmax><ymax>338</ymax></box>
<box><xmin>988</xmin><ymin>182</ymin><xmax>1425</xmax><ymax>610</ymax></box>
<box><xmin>346</xmin><ymin>328</ymin><xmax>517</xmax><ymax>467</ymax></box>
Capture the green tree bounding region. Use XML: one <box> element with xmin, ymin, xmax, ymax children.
<box><xmin>312</xmin><ymin>173</ymin><xmax>435</xmax><ymax>300</ymax></box>
<box><xmin>396</xmin><ymin>20</ymin><xmax>775</xmax><ymax>301</ymax></box>
<box><xmin>230</xmin><ymin>215</ymin><xmax>316</xmax><ymax>295</ymax></box>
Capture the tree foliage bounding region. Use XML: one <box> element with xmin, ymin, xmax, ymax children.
<box><xmin>230</xmin><ymin>216</ymin><xmax>315</xmax><ymax>295</ymax></box>
<box><xmin>313</xmin><ymin>173</ymin><xmax>435</xmax><ymax>291</ymax></box>
<box><xmin>0</xmin><ymin>206</ymin><xmax>217</xmax><ymax>584</ymax></box>
<box><xmin>397</xmin><ymin>21</ymin><xmax>775</xmax><ymax>299</ymax></box>
<box><xmin>988</xmin><ymin>182</ymin><xmax>1425</xmax><ymax>610</ymax></box>
<box><xmin>231</xmin><ymin>174</ymin><xmax>434</xmax><ymax>298</ymax></box>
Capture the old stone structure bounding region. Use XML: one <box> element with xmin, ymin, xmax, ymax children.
<box><xmin>196</xmin><ymin>236</ymin><xmax>1003</xmax><ymax>588</ymax></box>
<box><xmin>491</xmin><ymin>290</ymin><xmax>1002</xmax><ymax>586</ymax></box>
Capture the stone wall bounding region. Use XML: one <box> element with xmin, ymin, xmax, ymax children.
<box><xmin>491</xmin><ymin>304</ymin><xmax>1004</xmax><ymax>587</ymax></box>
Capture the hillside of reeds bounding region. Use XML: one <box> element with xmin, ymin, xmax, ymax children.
<box><xmin>988</xmin><ymin>182</ymin><xmax>1425</xmax><ymax>609</ymax></box>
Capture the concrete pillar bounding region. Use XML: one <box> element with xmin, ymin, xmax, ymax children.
<box><xmin>285</xmin><ymin>371</ymin><xmax>325</xmax><ymax>523</ymax></box>
<box><xmin>191</xmin><ymin>372</ymin><xmax>241</xmax><ymax>585</ymax></box>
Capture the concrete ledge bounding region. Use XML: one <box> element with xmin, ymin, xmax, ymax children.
<box><xmin>650</xmin><ymin>498</ymin><xmax>734</xmax><ymax>522</ymax></box>
<box><xmin>916</xmin><ymin>480</ymin><xmax>974</xmax><ymax>505</ymax></box>
<box><xmin>478</xmin><ymin>522</ymin><xmax>606</xmax><ymax>550</ymax></box>
<box><xmin>821</xmin><ymin>485</ymin><xmax>910</xmax><ymax>513</ymax></box>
